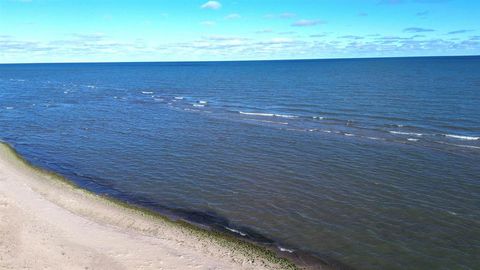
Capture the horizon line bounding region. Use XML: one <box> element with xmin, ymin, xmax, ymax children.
<box><xmin>1</xmin><ymin>54</ymin><xmax>479</xmax><ymax>65</ymax></box>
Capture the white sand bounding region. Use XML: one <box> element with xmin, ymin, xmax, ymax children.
<box><xmin>0</xmin><ymin>143</ymin><xmax>295</xmax><ymax>270</ymax></box>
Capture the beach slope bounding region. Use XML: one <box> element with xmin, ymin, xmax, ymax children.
<box><xmin>0</xmin><ymin>142</ymin><xmax>296</xmax><ymax>270</ymax></box>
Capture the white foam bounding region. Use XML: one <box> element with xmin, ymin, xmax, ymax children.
<box><xmin>312</xmin><ymin>116</ymin><xmax>324</xmax><ymax>120</ymax></box>
<box><xmin>407</xmin><ymin>138</ymin><xmax>419</xmax><ymax>142</ymax></box>
<box><xmin>344</xmin><ymin>133</ymin><xmax>355</xmax><ymax>137</ymax></box>
<box><xmin>239</xmin><ymin>111</ymin><xmax>297</xmax><ymax>118</ymax></box>
<box><xmin>225</xmin><ymin>227</ymin><xmax>247</xmax><ymax>237</ymax></box>
<box><xmin>141</xmin><ymin>91</ymin><xmax>153</xmax><ymax>94</ymax></box>
<box><xmin>174</xmin><ymin>96</ymin><xmax>184</xmax><ymax>100</ymax></box>
<box><xmin>250</xmin><ymin>119</ymin><xmax>288</xmax><ymax>125</ymax></box>
<box><xmin>86</xmin><ymin>85</ymin><xmax>96</xmax><ymax>89</ymax></box>
<box><xmin>276</xmin><ymin>114</ymin><xmax>297</xmax><ymax>118</ymax></box>
<box><xmin>436</xmin><ymin>141</ymin><xmax>480</xmax><ymax>149</ymax></box>
<box><xmin>278</xmin><ymin>246</ymin><xmax>294</xmax><ymax>253</ymax></box>
<box><xmin>367</xmin><ymin>137</ymin><xmax>380</xmax><ymax>140</ymax></box>
<box><xmin>447</xmin><ymin>211</ymin><xmax>457</xmax><ymax>216</ymax></box>
<box><xmin>444</xmin><ymin>134</ymin><xmax>479</xmax><ymax>141</ymax></box>
<box><xmin>389</xmin><ymin>131</ymin><xmax>423</xmax><ymax>136</ymax></box>
<box><xmin>239</xmin><ymin>111</ymin><xmax>274</xmax><ymax>117</ymax></box>
<box><xmin>198</xmin><ymin>100</ymin><xmax>208</xmax><ymax>104</ymax></box>
<box><xmin>184</xmin><ymin>108</ymin><xmax>200</xmax><ymax>112</ymax></box>
<box><xmin>453</xmin><ymin>144</ymin><xmax>480</xmax><ymax>149</ymax></box>
<box><xmin>193</xmin><ymin>104</ymin><xmax>205</xmax><ymax>107</ymax></box>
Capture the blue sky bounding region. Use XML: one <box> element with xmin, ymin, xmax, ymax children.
<box><xmin>0</xmin><ymin>0</ymin><xmax>479</xmax><ymax>63</ymax></box>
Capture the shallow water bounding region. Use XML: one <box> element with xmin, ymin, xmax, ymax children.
<box><xmin>0</xmin><ymin>57</ymin><xmax>479</xmax><ymax>270</ymax></box>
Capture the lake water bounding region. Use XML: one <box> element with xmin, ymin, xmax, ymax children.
<box><xmin>0</xmin><ymin>57</ymin><xmax>479</xmax><ymax>269</ymax></box>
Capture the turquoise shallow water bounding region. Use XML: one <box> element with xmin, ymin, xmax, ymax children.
<box><xmin>0</xmin><ymin>57</ymin><xmax>479</xmax><ymax>269</ymax></box>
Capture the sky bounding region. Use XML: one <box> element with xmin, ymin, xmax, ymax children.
<box><xmin>0</xmin><ymin>0</ymin><xmax>479</xmax><ymax>63</ymax></box>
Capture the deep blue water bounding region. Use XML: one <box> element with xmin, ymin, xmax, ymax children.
<box><xmin>0</xmin><ymin>57</ymin><xmax>479</xmax><ymax>270</ymax></box>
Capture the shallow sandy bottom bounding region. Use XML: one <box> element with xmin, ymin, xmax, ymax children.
<box><xmin>0</xmin><ymin>143</ymin><xmax>298</xmax><ymax>270</ymax></box>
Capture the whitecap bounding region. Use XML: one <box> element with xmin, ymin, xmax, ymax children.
<box><xmin>435</xmin><ymin>141</ymin><xmax>480</xmax><ymax>149</ymax></box>
<box><xmin>141</xmin><ymin>91</ymin><xmax>153</xmax><ymax>94</ymax></box>
<box><xmin>238</xmin><ymin>111</ymin><xmax>297</xmax><ymax>118</ymax></box>
<box><xmin>344</xmin><ymin>133</ymin><xmax>355</xmax><ymax>136</ymax></box>
<box><xmin>225</xmin><ymin>227</ymin><xmax>247</xmax><ymax>237</ymax></box>
<box><xmin>447</xmin><ymin>211</ymin><xmax>457</xmax><ymax>216</ymax></box>
<box><xmin>312</xmin><ymin>116</ymin><xmax>324</xmax><ymax>120</ymax></box>
<box><xmin>389</xmin><ymin>131</ymin><xmax>423</xmax><ymax>136</ymax></box>
<box><xmin>275</xmin><ymin>114</ymin><xmax>298</xmax><ymax>118</ymax></box>
<box><xmin>247</xmin><ymin>119</ymin><xmax>289</xmax><ymax>125</ymax></box>
<box><xmin>239</xmin><ymin>111</ymin><xmax>275</xmax><ymax>117</ymax></box>
<box><xmin>174</xmin><ymin>96</ymin><xmax>184</xmax><ymax>100</ymax></box>
<box><xmin>86</xmin><ymin>85</ymin><xmax>96</xmax><ymax>89</ymax></box>
<box><xmin>453</xmin><ymin>144</ymin><xmax>480</xmax><ymax>149</ymax></box>
<box><xmin>184</xmin><ymin>108</ymin><xmax>200</xmax><ymax>112</ymax></box>
<box><xmin>198</xmin><ymin>100</ymin><xmax>208</xmax><ymax>104</ymax></box>
<box><xmin>193</xmin><ymin>104</ymin><xmax>205</xmax><ymax>107</ymax></box>
<box><xmin>278</xmin><ymin>246</ymin><xmax>294</xmax><ymax>253</ymax></box>
<box><xmin>444</xmin><ymin>134</ymin><xmax>479</xmax><ymax>141</ymax></box>
<box><xmin>407</xmin><ymin>138</ymin><xmax>419</xmax><ymax>142</ymax></box>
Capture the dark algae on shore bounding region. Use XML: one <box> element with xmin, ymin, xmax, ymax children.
<box><xmin>1</xmin><ymin>57</ymin><xmax>479</xmax><ymax>269</ymax></box>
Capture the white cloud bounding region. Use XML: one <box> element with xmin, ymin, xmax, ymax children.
<box><xmin>255</xmin><ymin>29</ymin><xmax>274</xmax><ymax>34</ymax></box>
<box><xmin>204</xmin><ymin>35</ymin><xmax>248</xmax><ymax>42</ymax></box>
<box><xmin>269</xmin><ymin>38</ymin><xmax>294</xmax><ymax>44</ymax></box>
<box><xmin>200</xmin><ymin>20</ymin><xmax>216</xmax><ymax>27</ymax></box>
<box><xmin>291</xmin><ymin>19</ymin><xmax>325</xmax><ymax>27</ymax></box>
<box><xmin>3</xmin><ymin>32</ymin><xmax>479</xmax><ymax>63</ymax></box>
<box><xmin>225</xmin><ymin>13</ymin><xmax>241</xmax><ymax>20</ymax></box>
<box><xmin>264</xmin><ymin>12</ymin><xmax>296</xmax><ymax>19</ymax></box>
<box><xmin>201</xmin><ymin>1</ymin><xmax>221</xmax><ymax>10</ymax></box>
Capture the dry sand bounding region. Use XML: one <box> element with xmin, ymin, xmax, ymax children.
<box><xmin>0</xmin><ymin>142</ymin><xmax>298</xmax><ymax>270</ymax></box>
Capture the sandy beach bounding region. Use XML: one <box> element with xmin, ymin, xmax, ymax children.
<box><xmin>0</xmin><ymin>142</ymin><xmax>299</xmax><ymax>270</ymax></box>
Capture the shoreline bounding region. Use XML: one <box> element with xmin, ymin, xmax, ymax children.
<box><xmin>0</xmin><ymin>141</ymin><xmax>296</xmax><ymax>269</ymax></box>
<box><xmin>0</xmin><ymin>141</ymin><xmax>349</xmax><ymax>270</ymax></box>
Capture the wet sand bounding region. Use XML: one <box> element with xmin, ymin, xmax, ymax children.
<box><xmin>0</xmin><ymin>142</ymin><xmax>298</xmax><ymax>270</ymax></box>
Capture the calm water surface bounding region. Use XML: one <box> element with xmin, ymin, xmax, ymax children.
<box><xmin>0</xmin><ymin>57</ymin><xmax>479</xmax><ymax>270</ymax></box>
